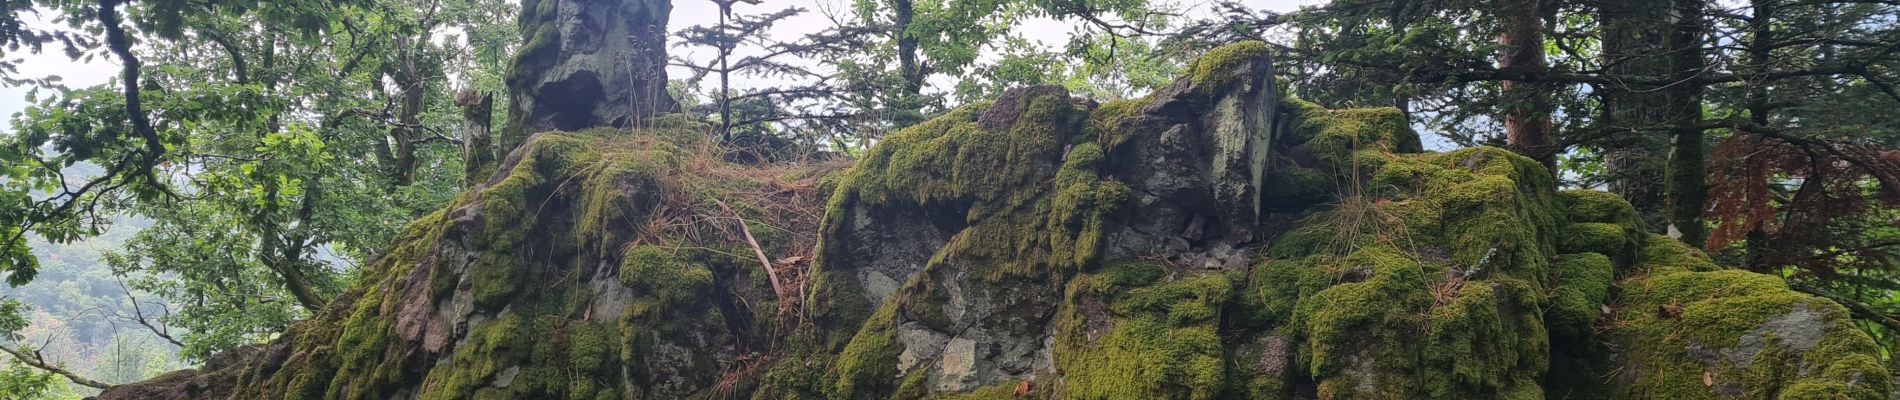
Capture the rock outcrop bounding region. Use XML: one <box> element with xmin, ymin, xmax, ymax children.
<box><xmin>501</xmin><ymin>0</ymin><xmax>680</xmax><ymax>154</ymax></box>
<box><xmin>94</xmin><ymin>42</ymin><xmax>1890</xmax><ymax>400</ymax></box>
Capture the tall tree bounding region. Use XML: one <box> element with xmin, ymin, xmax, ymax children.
<box><xmin>1497</xmin><ymin>0</ymin><xmax>1556</xmax><ymax>171</ymax></box>
<box><xmin>1662</xmin><ymin>0</ymin><xmax>1709</xmax><ymax>244</ymax></box>
<box><xmin>3</xmin><ymin>0</ymin><xmax>515</xmax><ymax>362</ymax></box>
<box><xmin>1597</xmin><ymin>0</ymin><xmax>1676</xmax><ymax>229</ymax></box>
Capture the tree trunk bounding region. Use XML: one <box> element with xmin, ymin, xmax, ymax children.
<box><xmin>891</xmin><ymin>0</ymin><xmax>927</xmax><ymax>128</ymax></box>
<box><xmin>1598</xmin><ymin>0</ymin><xmax>1672</xmax><ymax>231</ymax></box>
<box><xmin>458</xmin><ymin>91</ymin><xmax>496</xmax><ymax>185</ymax></box>
<box><xmin>1497</xmin><ymin>0</ymin><xmax>1556</xmax><ymax>172</ymax></box>
<box><xmin>1664</xmin><ymin>0</ymin><xmax>1708</xmax><ymax>245</ymax></box>
<box><xmin>502</xmin><ymin>0</ymin><xmax>680</xmax><ymax>154</ymax></box>
<box><xmin>390</xmin><ymin>52</ymin><xmax>425</xmax><ymax>186</ymax></box>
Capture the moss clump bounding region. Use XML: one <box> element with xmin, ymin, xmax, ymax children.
<box><xmin>1290</xmin><ymin>247</ymin><xmax>1428</xmax><ymax>395</ymax></box>
<box><xmin>1557</xmin><ymin>189</ymin><xmax>1642</xmax><ymax>225</ymax></box>
<box><xmin>418</xmin><ymin>313</ymin><xmax>532</xmax><ymax>400</ymax></box>
<box><xmin>812</xmin><ymin>88</ymin><xmax>1127</xmax><ymax>361</ymax></box>
<box><xmin>1640</xmin><ymin>234</ymin><xmax>1720</xmax><ymax>273</ymax></box>
<box><xmin>1555</xmin><ymin>190</ymin><xmax>1648</xmax><ymax>270</ymax></box>
<box><xmin>619</xmin><ymin>246</ymin><xmax>715</xmax><ymax>318</ymax></box>
<box><xmin>1261</xmin><ymin>166</ymin><xmax>1331</xmax><ymax>207</ymax></box>
<box><xmin>1546</xmin><ymin>253</ymin><xmax>1613</xmax><ymax>341</ymax></box>
<box><xmin>1187</xmin><ymin>41</ymin><xmax>1269</xmax><ymax>90</ymax></box>
<box><xmin>1055</xmin><ymin>262</ymin><xmax>1232</xmax><ymax>400</ymax></box>
<box><xmin>824</xmin><ymin>90</ymin><xmax>1123</xmax><ymax>281</ymax></box>
<box><xmin>1420</xmin><ymin>277</ymin><xmax>1546</xmax><ymax>400</ymax></box>
<box><xmin>194</xmin><ymin>123</ymin><xmax>833</xmax><ymax>400</ymax></box>
<box><xmin>1089</xmin><ymin>97</ymin><xmax>1151</xmax><ymax>150</ymax></box>
<box><xmin>753</xmin><ymin>354</ymin><xmax>838</xmax><ymax>399</ymax></box>
<box><xmin>1559</xmin><ymin>222</ymin><xmax>1632</xmax><ymax>258</ymax></box>
<box><xmin>833</xmin><ymin>300</ymin><xmax>904</xmax><ymax>399</ymax></box>
<box><xmin>1285</xmin><ymin>99</ymin><xmax>1423</xmax><ymax>175</ymax></box>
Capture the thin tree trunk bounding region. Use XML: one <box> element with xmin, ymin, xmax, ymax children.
<box><xmin>718</xmin><ymin>3</ymin><xmax>734</xmax><ymax>141</ymax></box>
<box><xmin>892</xmin><ymin>0</ymin><xmax>926</xmax><ymax>127</ymax></box>
<box><xmin>1498</xmin><ymin>0</ymin><xmax>1556</xmax><ymax>172</ymax></box>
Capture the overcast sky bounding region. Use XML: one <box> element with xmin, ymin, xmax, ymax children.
<box><xmin>0</xmin><ymin>0</ymin><xmax>1315</xmax><ymax>131</ymax></box>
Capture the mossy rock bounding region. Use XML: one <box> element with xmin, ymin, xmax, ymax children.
<box><xmin>1055</xmin><ymin>262</ymin><xmax>1232</xmax><ymax>400</ymax></box>
<box><xmin>1606</xmin><ymin>246</ymin><xmax>1891</xmax><ymax>399</ymax></box>
<box><xmin>96</xmin><ymin>41</ymin><xmax>1896</xmax><ymax>400</ymax></box>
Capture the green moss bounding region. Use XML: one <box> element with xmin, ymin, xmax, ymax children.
<box><xmin>919</xmin><ymin>381</ymin><xmax>1045</xmax><ymax>399</ymax></box>
<box><xmin>1287</xmin><ymin>99</ymin><xmax>1423</xmax><ymax>175</ymax></box>
<box><xmin>1557</xmin><ymin>190</ymin><xmax>1641</xmax><ymax>225</ymax></box>
<box><xmin>1546</xmin><ymin>253</ymin><xmax>1613</xmax><ymax>341</ymax></box>
<box><xmin>834</xmin><ymin>301</ymin><xmax>904</xmax><ymax>399</ymax></box>
<box><xmin>1250</xmin><ymin>137</ymin><xmax>1561</xmax><ymax>398</ymax></box>
<box><xmin>419</xmin><ymin>313</ymin><xmax>531</xmax><ymax>400</ymax></box>
<box><xmin>754</xmin><ymin>354</ymin><xmax>838</xmax><ymax>399</ymax></box>
<box><xmin>620</xmin><ymin>246</ymin><xmax>715</xmax><ymax>318</ymax></box>
<box><xmin>1292</xmin><ymin>245</ymin><xmax>1431</xmax><ymax>397</ymax></box>
<box><xmin>1089</xmin><ymin>98</ymin><xmax>1151</xmax><ymax>150</ymax></box>
<box><xmin>212</xmin><ymin>125</ymin><xmax>820</xmax><ymax>400</ymax></box>
<box><xmin>1055</xmin><ymin>262</ymin><xmax>1232</xmax><ymax>400</ymax></box>
<box><xmin>1187</xmin><ymin>41</ymin><xmax>1269</xmax><ymax>90</ymax></box>
<box><xmin>813</xmin><ymin>87</ymin><xmax>1126</xmax><ymax>363</ymax></box>
<box><xmin>1640</xmin><ymin>234</ymin><xmax>1720</xmax><ymax>273</ymax></box>
<box><xmin>1609</xmin><ymin>266</ymin><xmax>1891</xmax><ymax>399</ymax></box>
<box><xmin>1560</xmin><ymin>222</ymin><xmax>1632</xmax><ymax>256</ymax></box>
<box><xmin>1420</xmin><ymin>277</ymin><xmax>1545</xmax><ymax>399</ymax></box>
<box><xmin>1554</xmin><ymin>190</ymin><xmax>1649</xmax><ymax>270</ymax></box>
<box><xmin>1261</xmin><ymin>166</ymin><xmax>1331</xmax><ymax>207</ymax></box>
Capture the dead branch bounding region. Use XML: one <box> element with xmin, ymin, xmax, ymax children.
<box><xmin>713</xmin><ymin>199</ymin><xmax>789</xmax><ymax>304</ymax></box>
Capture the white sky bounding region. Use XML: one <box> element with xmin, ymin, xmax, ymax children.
<box><xmin>0</xmin><ymin>0</ymin><xmax>1316</xmax><ymax>131</ymax></box>
<box><xmin>669</xmin><ymin>0</ymin><xmax>1313</xmax><ymax>95</ymax></box>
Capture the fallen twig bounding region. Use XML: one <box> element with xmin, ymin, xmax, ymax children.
<box><xmin>714</xmin><ymin>199</ymin><xmax>789</xmax><ymax>303</ymax></box>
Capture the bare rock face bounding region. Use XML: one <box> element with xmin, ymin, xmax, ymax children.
<box><xmin>501</xmin><ymin>0</ymin><xmax>680</xmax><ymax>153</ymax></box>
<box><xmin>1098</xmin><ymin>40</ymin><xmax>1286</xmax><ymax>272</ymax></box>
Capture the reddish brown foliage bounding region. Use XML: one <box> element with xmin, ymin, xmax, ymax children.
<box><xmin>1705</xmin><ymin>131</ymin><xmax>1900</xmax><ymax>276</ymax></box>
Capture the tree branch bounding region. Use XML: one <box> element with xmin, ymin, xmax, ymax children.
<box><xmin>1790</xmin><ymin>283</ymin><xmax>1900</xmax><ymax>335</ymax></box>
<box><xmin>0</xmin><ymin>344</ymin><xmax>111</xmax><ymax>389</ymax></box>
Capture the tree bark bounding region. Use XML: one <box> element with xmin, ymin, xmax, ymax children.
<box><xmin>1663</xmin><ymin>0</ymin><xmax>1709</xmax><ymax>245</ymax></box>
<box><xmin>891</xmin><ymin>0</ymin><xmax>927</xmax><ymax>128</ymax></box>
<box><xmin>1598</xmin><ymin>0</ymin><xmax>1673</xmax><ymax>231</ymax></box>
<box><xmin>502</xmin><ymin>0</ymin><xmax>680</xmax><ymax>154</ymax></box>
<box><xmin>1497</xmin><ymin>0</ymin><xmax>1557</xmax><ymax>172</ymax></box>
<box><xmin>457</xmin><ymin>91</ymin><xmax>496</xmax><ymax>185</ymax></box>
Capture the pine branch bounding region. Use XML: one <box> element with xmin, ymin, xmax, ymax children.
<box><xmin>1790</xmin><ymin>283</ymin><xmax>1900</xmax><ymax>334</ymax></box>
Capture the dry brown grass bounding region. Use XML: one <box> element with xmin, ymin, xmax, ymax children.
<box><xmin>575</xmin><ymin>131</ymin><xmax>847</xmax><ymax>324</ymax></box>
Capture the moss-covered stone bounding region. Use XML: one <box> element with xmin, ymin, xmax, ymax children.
<box><xmin>1187</xmin><ymin>41</ymin><xmax>1269</xmax><ymax>90</ymax></box>
<box><xmin>1055</xmin><ymin>262</ymin><xmax>1231</xmax><ymax>400</ymax></box>
<box><xmin>1547</xmin><ymin>253</ymin><xmax>1614</xmax><ymax>342</ymax></box>
<box><xmin>1607</xmin><ymin>247</ymin><xmax>1890</xmax><ymax>399</ymax></box>
<box><xmin>1286</xmin><ymin>98</ymin><xmax>1423</xmax><ymax>175</ymax></box>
